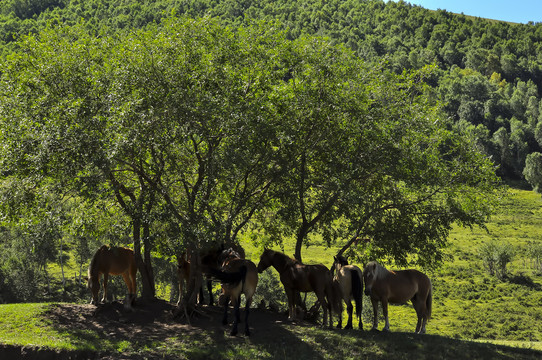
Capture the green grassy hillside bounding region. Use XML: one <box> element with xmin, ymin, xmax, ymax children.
<box><xmin>244</xmin><ymin>188</ymin><xmax>542</xmax><ymax>347</ymax></box>
<box><xmin>1</xmin><ymin>189</ymin><xmax>541</xmax><ymax>357</ymax></box>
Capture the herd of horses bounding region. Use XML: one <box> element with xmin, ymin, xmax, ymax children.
<box><xmin>87</xmin><ymin>244</ymin><xmax>432</xmax><ymax>336</ymax></box>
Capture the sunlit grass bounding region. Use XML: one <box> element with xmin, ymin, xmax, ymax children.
<box><xmin>0</xmin><ymin>303</ymin><xmax>76</xmax><ymax>349</ymax></box>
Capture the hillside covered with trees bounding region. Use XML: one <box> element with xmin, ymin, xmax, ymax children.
<box><xmin>2</xmin><ymin>0</ymin><xmax>542</xmax><ymax>185</ymax></box>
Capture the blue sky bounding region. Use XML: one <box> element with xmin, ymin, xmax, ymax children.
<box><xmin>387</xmin><ymin>0</ymin><xmax>542</xmax><ymax>24</ymax></box>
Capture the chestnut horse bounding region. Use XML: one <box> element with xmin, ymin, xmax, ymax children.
<box><xmin>204</xmin><ymin>247</ymin><xmax>258</xmax><ymax>336</ymax></box>
<box><xmin>87</xmin><ymin>245</ymin><xmax>137</xmax><ymax>308</ymax></box>
<box><xmin>363</xmin><ymin>261</ymin><xmax>432</xmax><ymax>334</ymax></box>
<box><xmin>257</xmin><ymin>249</ymin><xmax>340</xmax><ymax>328</ymax></box>
<box><xmin>332</xmin><ymin>255</ymin><xmax>363</xmax><ymax>329</ymax></box>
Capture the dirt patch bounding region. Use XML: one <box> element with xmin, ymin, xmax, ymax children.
<box><xmin>3</xmin><ymin>300</ymin><xmax>315</xmax><ymax>359</ymax></box>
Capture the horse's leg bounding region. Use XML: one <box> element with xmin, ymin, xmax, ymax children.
<box><xmin>412</xmin><ymin>296</ymin><xmax>426</xmax><ymax>334</ymax></box>
<box><xmin>315</xmin><ymin>290</ymin><xmax>329</xmax><ymax>328</ymax></box>
<box><xmin>122</xmin><ymin>272</ymin><xmax>135</xmax><ymax>310</ymax></box>
<box><xmin>101</xmin><ymin>273</ymin><xmax>109</xmax><ymax>303</ymax></box>
<box><xmin>230</xmin><ymin>295</ymin><xmax>240</xmax><ymax>336</ymax></box>
<box><xmin>244</xmin><ymin>295</ymin><xmax>253</xmax><ymax>336</ymax></box>
<box><xmin>382</xmin><ymin>299</ymin><xmax>390</xmax><ymax>332</ymax></box>
<box><xmin>222</xmin><ymin>293</ymin><xmax>229</xmax><ymax>326</ymax></box>
<box><xmin>370</xmin><ymin>298</ymin><xmax>379</xmax><ymax>331</ymax></box>
<box><xmin>207</xmin><ymin>278</ymin><xmax>214</xmax><ymax>306</ymax></box>
<box><xmin>345</xmin><ymin>300</ymin><xmax>354</xmax><ymax>329</ymax></box>
<box><xmin>336</xmin><ymin>301</ymin><xmax>343</xmax><ymax>329</ymax></box>
<box><xmin>285</xmin><ymin>288</ymin><xmax>295</xmax><ymax>321</ymax></box>
<box><xmin>356</xmin><ymin>296</ymin><xmax>363</xmax><ymax>330</ymax></box>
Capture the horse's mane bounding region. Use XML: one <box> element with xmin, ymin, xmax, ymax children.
<box><xmin>88</xmin><ymin>245</ymin><xmax>109</xmax><ymax>278</ymax></box>
<box><xmin>265</xmin><ymin>249</ymin><xmax>299</xmax><ymax>268</ymax></box>
<box><xmin>366</xmin><ymin>260</ymin><xmax>389</xmax><ymax>280</ymax></box>
<box><xmin>335</xmin><ymin>255</ymin><xmax>349</xmax><ymax>266</ymax></box>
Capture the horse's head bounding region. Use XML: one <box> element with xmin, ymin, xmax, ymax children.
<box><xmin>257</xmin><ymin>249</ymin><xmax>273</xmax><ymax>273</ymax></box>
<box><xmin>87</xmin><ymin>272</ymin><xmax>100</xmax><ymax>305</ymax></box>
<box><xmin>333</xmin><ymin>255</ymin><xmax>349</xmax><ymax>271</ymax></box>
<box><xmin>219</xmin><ymin>248</ymin><xmax>241</xmax><ymax>267</ymax></box>
<box><xmin>363</xmin><ymin>261</ymin><xmax>379</xmax><ymax>297</ymax></box>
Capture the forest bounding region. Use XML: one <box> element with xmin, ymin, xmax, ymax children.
<box><xmin>2</xmin><ymin>0</ymin><xmax>542</xmax><ymax>184</ymax></box>
<box><xmin>0</xmin><ymin>0</ymin><xmax>535</xmax><ymax>307</ymax></box>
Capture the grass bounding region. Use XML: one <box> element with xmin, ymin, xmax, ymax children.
<box><xmin>0</xmin><ymin>303</ymin><xmax>75</xmax><ymax>350</ymax></box>
<box><xmin>0</xmin><ymin>302</ymin><xmax>540</xmax><ymax>359</ymax></box>
<box><xmin>1</xmin><ymin>188</ymin><xmax>542</xmax><ymax>358</ymax></box>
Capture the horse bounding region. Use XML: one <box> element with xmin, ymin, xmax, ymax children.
<box><xmin>176</xmin><ymin>252</ymin><xmax>212</xmax><ymax>306</ymax></box>
<box><xmin>204</xmin><ymin>247</ymin><xmax>258</xmax><ymax>336</ymax></box>
<box><xmin>363</xmin><ymin>261</ymin><xmax>432</xmax><ymax>334</ymax></box>
<box><xmin>87</xmin><ymin>245</ymin><xmax>137</xmax><ymax>309</ymax></box>
<box><xmin>332</xmin><ymin>255</ymin><xmax>363</xmax><ymax>330</ymax></box>
<box><xmin>257</xmin><ymin>249</ymin><xmax>340</xmax><ymax>328</ymax></box>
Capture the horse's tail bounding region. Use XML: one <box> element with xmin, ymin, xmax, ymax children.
<box><xmin>210</xmin><ymin>265</ymin><xmax>247</xmax><ymax>285</ymax></box>
<box><xmin>351</xmin><ymin>268</ymin><xmax>363</xmax><ymax>318</ymax></box>
<box><xmin>426</xmin><ymin>281</ymin><xmax>433</xmax><ymax>320</ymax></box>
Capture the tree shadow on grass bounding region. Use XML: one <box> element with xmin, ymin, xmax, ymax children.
<box><xmin>38</xmin><ymin>302</ymin><xmax>542</xmax><ymax>360</ymax></box>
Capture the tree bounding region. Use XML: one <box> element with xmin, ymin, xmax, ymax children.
<box><xmin>523</xmin><ymin>152</ymin><xmax>542</xmax><ymax>193</ymax></box>
<box><xmin>0</xmin><ymin>18</ymin><xmax>291</xmax><ymax>307</ymax></box>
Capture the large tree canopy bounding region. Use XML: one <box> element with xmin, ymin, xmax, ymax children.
<box><xmin>0</xmin><ymin>15</ymin><xmax>499</xmax><ymax>304</ymax></box>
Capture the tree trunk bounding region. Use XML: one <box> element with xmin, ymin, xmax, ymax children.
<box><xmin>133</xmin><ymin>217</ymin><xmax>154</xmax><ymax>301</ymax></box>
<box><xmin>142</xmin><ymin>222</ymin><xmax>155</xmax><ymax>298</ymax></box>
<box><xmin>294</xmin><ymin>221</ymin><xmax>309</xmax><ymax>262</ymax></box>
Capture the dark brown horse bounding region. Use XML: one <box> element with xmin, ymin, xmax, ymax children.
<box><xmin>332</xmin><ymin>255</ymin><xmax>363</xmax><ymax>329</ymax></box>
<box><xmin>176</xmin><ymin>252</ymin><xmax>213</xmax><ymax>306</ymax></box>
<box><xmin>203</xmin><ymin>247</ymin><xmax>258</xmax><ymax>336</ymax></box>
<box><xmin>257</xmin><ymin>249</ymin><xmax>340</xmax><ymax>327</ymax></box>
<box><xmin>88</xmin><ymin>245</ymin><xmax>137</xmax><ymax>309</ymax></box>
<box><xmin>363</xmin><ymin>261</ymin><xmax>432</xmax><ymax>334</ymax></box>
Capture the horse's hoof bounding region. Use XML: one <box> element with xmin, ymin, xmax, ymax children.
<box><xmin>344</xmin><ymin>324</ymin><xmax>353</xmax><ymax>330</ymax></box>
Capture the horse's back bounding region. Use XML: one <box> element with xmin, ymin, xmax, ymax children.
<box><xmin>103</xmin><ymin>247</ymin><xmax>136</xmax><ymax>275</ymax></box>
<box><xmin>383</xmin><ymin>269</ymin><xmax>431</xmax><ymax>303</ymax></box>
<box><xmin>398</xmin><ymin>269</ymin><xmax>431</xmax><ymax>288</ymax></box>
<box><xmin>336</xmin><ymin>264</ymin><xmax>362</xmax><ymax>296</ymax></box>
<box><xmin>223</xmin><ymin>258</ymin><xmax>258</xmax><ymax>297</ymax></box>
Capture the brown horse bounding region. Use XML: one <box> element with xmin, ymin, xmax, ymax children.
<box><xmin>176</xmin><ymin>252</ymin><xmax>212</xmax><ymax>306</ymax></box>
<box><xmin>332</xmin><ymin>255</ymin><xmax>363</xmax><ymax>329</ymax></box>
<box><xmin>257</xmin><ymin>249</ymin><xmax>339</xmax><ymax>327</ymax></box>
<box><xmin>204</xmin><ymin>247</ymin><xmax>258</xmax><ymax>336</ymax></box>
<box><xmin>88</xmin><ymin>245</ymin><xmax>137</xmax><ymax>308</ymax></box>
<box><xmin>363</xmin><ymin>261</ymin><xmax>432</xmax><ymax>334</ymax></box>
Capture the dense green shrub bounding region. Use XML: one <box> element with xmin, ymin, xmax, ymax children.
<box><xmin>479</xmin><ymin>241</ymin><xmax>514</xmax><ymax>279</ymax></box>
